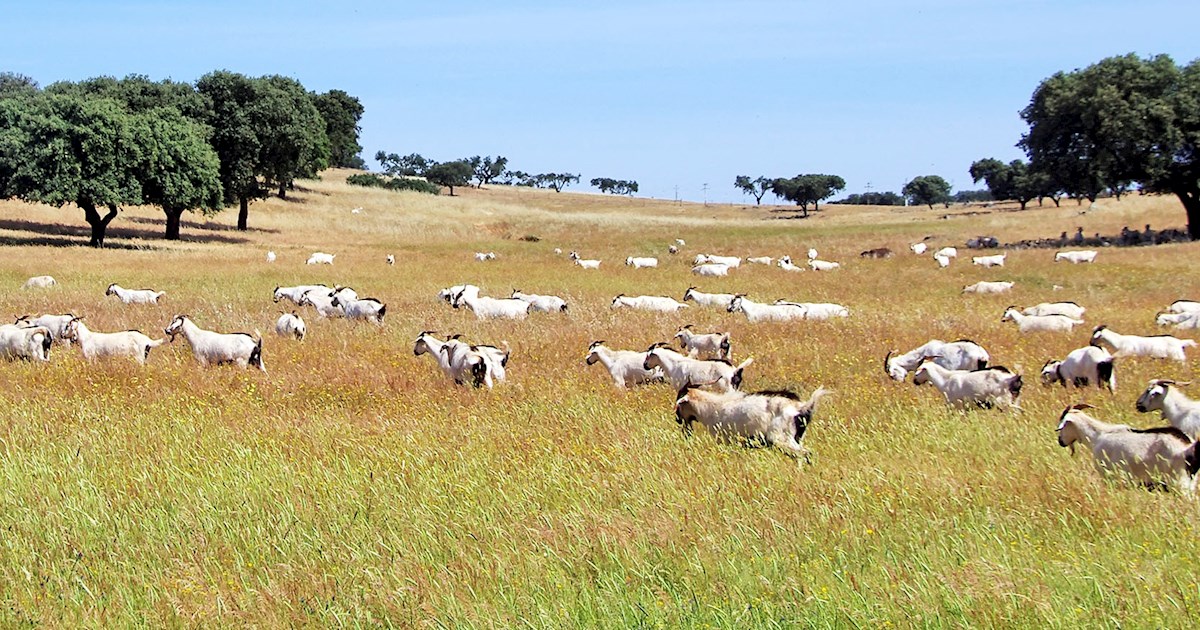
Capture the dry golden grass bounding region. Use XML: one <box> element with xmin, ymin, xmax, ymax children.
<box><xmin>1</xmin><ymin>171</ymin><xmax>1199</xmax><ymax>626</ymax></box>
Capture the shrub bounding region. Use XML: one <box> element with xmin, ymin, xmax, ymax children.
<box><xmin>346</xmin><ymin>173</ymin><xmax>440</xmax><ymax>195</ymax></box>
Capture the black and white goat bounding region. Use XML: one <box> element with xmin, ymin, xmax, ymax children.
<box><xmin>912</xmin><ymin>359</ymin><xmax>1022</xmax><ymax>409</ymax></box>
<box><xmin>164</xmin><ymin>315</ymin><xmax>265</xmax><ymax>373</ymax></box>
<box><xmin>1136</xmin><ymin>380</ymin><xmax>1200</xmax><ymax>439</ymax></box>
<box><xmin>1041</xmin><ymin>346</ymin><xmax>1115</xmax><ymax>392</ymax></box>
<box><xmin>585</xmin><ymin>341</ymin><xmax>663</xmax><ymax>389</ymax></box>
<box><xmin>673</xmin><ymin>384</ymin><xmax>829</xmax><ymax>461</ymax></box>
<box><xmin>643</xmin><ymin>344</ymin><xmax>752</xmax><ymax>392</ymax></box>
<box><xmin>673</xmin><ymin>325</ymin><xmax>731</xmax><ymax>360</ymax></box>
<box><xmin>1057</xmin><ymin>404</ymin><xmax>1200</xmax><ymax>493</ymax></box>
<box><xmin>62</xmin><ymin>317</ymin><xmax>165</xmax><ymax>364</ymax></box>
<box><xmin>884</xmin><ymin>339</ymin><xmax>990</xmax><ymax>381</ymax></box>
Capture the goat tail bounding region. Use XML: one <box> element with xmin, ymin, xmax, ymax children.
<box><xmin>736</xmin><ymin>357</ymin><xmax>754</xmax><ymax>371</ymax></box>
<box><xmin>250</xmin><ymin>330</ymin><xmax>266</xmax><ymax>374</ymax></box>
<box><xmin>720</xmin><ymin>336</ymin><xmax>731</xmax><ymax>359</ymax></box>
<box><xmin>1008</xmin><ymin>374</ymin><xmax>1024</xmax><ymax>398</ymax></box>
<box><xmin>1184</xmin><ymin>340</ymin><xmax>1198</xmax><ymax>348</ymax></box>
<box><xmin>146</xmin><ymin>337</ymin><xmax>168</xmax><ymax>348</ymax></box>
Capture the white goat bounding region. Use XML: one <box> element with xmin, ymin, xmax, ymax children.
<box><xmin>275</xmin><ymin>312</ymin><xmax>306</xmax><ymax>340</ymax></box>
<box><xmin>1023</xmin><ymin>302</ymin><xmax>1086</xmax><ymax>319</ymax></box>
<box><xmin>1055</xmin><ymin>250</ymin><xmax>1097</xmax><ymax>264</ymax></box>
<box><xmin>1136</xmin><ymin>380</ymin><xmax>1200</xmax><ymax>439</ymax></box>
<box><xmin>1057</xmin><ymin>404</ymin><xmax>1200</xmax><ymax>493</ymax></box>
<box><xmin>332</xmin><ymin>296</ymin><xmax>387</xmax><ymax>324</ymax></box>
<box><xmin>413</xmin><ymin>331</ymin><xmax>462</xmax><ymax>383</ymax></box>
<box><xmin>747</xmin><ymin>256</ymin><xmax>773</xmax><ymax>265</ymax></box>
<box><xmin>674</xmin><ymin>325</ymin><xmax>731</xmax><ymax>360</ymax></box>
<box><xmin>674</xmin><ymin>385</ymin><xmax>829</xmax><ymax>461</ymax></box>
<box><xmin>298</xmin><ymin>289</ymin><xmax>345</xmax><ymax>318</ymax></box>
<box><xmin>643</xmin><ymin>345</ymin><xmax>752</xmax><ymax>392</ymax></box>
<box><xmin>1090</xmin><ymin>326</ymin><xmax>1195</xmax><ymax>362</ymax></box>
<box><xmin>625</xmin><ymin>256</ymin><xmax>658</xmax><ymax>269</ymax></box>
<box><xmin>777</xmin><ymin>256</ymin><xmax>804</xmax><ymax>272</ymax></box>
<box><xmin>1156</xmin><ymin>311</ymin><xmax>1200</xmax><ymax>330</ymax></box>
<box><xmin>668</xmin><ymin>245</ymin><xmax>679</xmax><ymax>254</ymax></box>
<box><xmin>22</xmin><ymin>275</ymin><xmax>56</xmax><ymax>289</ymax></box>
<box><xmin>675</xmin><ymin>238</ymin><xmax>686</xmax><ymax>246</ymax></box>
<box><xmin>386</xmin><ymin>255</ymin><xmax>395</xmax><ymax>265</ymax></box>
<box><xmin>884</xmin><ymin>339</ymin><xmax>990</xmax><ymax>381</ymax></box>
<box><xmin>453</xmin><ymin>291</ymin><xmax>531</xmax><ymax>320</ymax></box>
<box><xmin>474</xmin><ymin>252</ymin><xmax>497</xmax><ymax>262</ymax></box>
<box><xmin>1164</xmin><ymin>300</ymin><xmax>1200</xmax><ymax>314</ymax></box>
<box><xmin>106</xmin><ymin>283</ymin><xmax>165</xmax><ymax>305</ymax></box>
<box><xmin>691</xmin><ymin>263</ymin><xmax>731</xmax><ymax>277</ymax></box>
<box><xmin>1000</xmin><ymin>307</ymin><xmax>1085</xmax><ymax>333</ymax></box>
<box><xmin>574</xmin><ymin>258</ymin><xmax>601</xmax><ymax>269</ymax></box>
<box><xmin>934</xmin><ymin>253</ymin><xmax>951</xmax><ymax>268</ymax></box>
<box><xmin>585</xmin><ymin>341</ymin><xmax>663</xmax><ymax>389</ymax></box>
<box><xmin>807</xmin><ymin>248</ymin><xmax>819</xmax><ymax>261</ymax></box>
<box><xmin>912</xmin><ymin>360</ymin><xmax>1022</xmax><ymax>409</ymax></box>
<box><xmin>807</xmin><ymin>259</ymin><xmax>840</xmax><ymax>272</ymax></box>
<box><xmin>910</xmin><ymin>243</ymin><xmax>928</xmax><ymax>255</ymax></box>
<box><xmin>963</xmin><ymin>281</ymin><xmax>1013</xmax><ymax>294</ymax></box>
<box><xmin>1041</xmin><ymin>346</ymin><xmax>1115</xmax><ymax>392</ymax></box>
<box><xmin>0</xmin><ymin>324</ymin><xmax>52</xmax><ymax>361</ymax></box>
<box><xmin>273</xmin><ymin>284</ymin><xmax>330</xmax><ymax>305</ymax></box>
<box><xmin>306</xmin><ymin>252</ymin><xmax>335</xmax><ymax>265</ymax></box>
<box><xmin>972</xmin><ymin>253</ymin><xmax>1007</xmax><ymax>268</ymax></box>
<box><xmin>611</xmin><ymin>294</ymin><xmax>688</xmax><ymax>313</ymax></box>
<box><xmin>727</xmin><ymin>295</ymin><xmax>806</xmax><ymax>322</ymax></box>
<box><xmin>934</xmin><ymin>247</ymin><xmax>958</xmax><ymax>259</ymax></box>
<box><xmin>62</xmin><ymin>317</ymin><xmax>165</xmax><ymax>364</ymax></box>
<box><xmin>14</xmin><ymin>314</ymin><xmax>76</xmax><ymax>346</ymax></box>
<box><xmin>331</xmin><ymin>286</ymin><xmax>359</xmax><ymax>301</ymax></box>
<box><xmin>682</xmin><ymin>287</ymin><xmax>736</xmax><ymax>309</ymax></box>
<box><xmin>773</xmin><ymin>300</ymin><xmax>849</xmax><ymax>320</ymax></box>
<box><xmin>695</xmin><ymin>254</ymin><xmax>741</xmax><ymax>268</ymax></box>
<box><xmin>266</xmin><ymin>251</ymin><xmax>276</xmax><ymax>263</ymax></box>
<box><xmin>164</xmin><ymin>315</ymin><xmax>265</xmax><ymax>373</ymax></box>
<box><xmin>438</xmin><ymin>284</ymin><xmax>479</xmax><ymax>304</ymax></box>
<box><xmin>511</xmin><ymin>290</ymin><xmax>568</xmax><ymax>313</ymax></box>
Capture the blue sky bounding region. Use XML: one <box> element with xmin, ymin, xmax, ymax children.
<box><xmin>5</xmin><ymin>1</ymin><xmax>1200</xmax><ymax>202</ymax></box>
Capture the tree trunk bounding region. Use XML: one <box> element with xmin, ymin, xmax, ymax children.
<box><xmin>165</xmin><ymin>208</ymin><xmax>184</xmax><ymax>240</ymax></box>
<box><xmin>1174</xmin><ymin>188</ymin><xmax>1200</xmax><ymax>240</ymax></box>
<box><xmin>82</xmin><ymin>201</ymin><xmax>119</xmax><ymax>248</ymax></box>
<box><xmin>278</xmin><ymin>182</ymin><xmax>287</xmax><ymax>199</ymax></box>
<box><xmin>238</xmin><ymin>196</ymin><xmax>249</xmax><ymax>231</ymax></box>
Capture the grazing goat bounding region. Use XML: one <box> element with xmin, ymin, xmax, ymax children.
<box><xmin>910</xmin><ymin>243</ymin><xmax>928</xmax><ymax>255</ymax></box>
<box><xmin>884</xmin><ymin>339</ymin><xmax>990</xmax><ymax>381</ymax></box>
<box><xmin>1164</xmin><ymin>300</ymin><xmax>1200</xmax><ymax>314</ymax></box>
<box><xmin>273</xmin><ymin>284</ymin><xmax>330</xmax><ymax>305</ymax></box>
<box><xmin>674</xmin><ymin>385</ymin><xmax>829</xmax><ymax>461</ymax></box>
<box><xmin>14</xmin><ymin>314</ymin><xmax>76</xmax><ymax>346</ymax></box>
<box><xmin>668</xmin><ymin>245</ymin><xmax>679</xmax><ymax>254</ymax></box>
<box><xmin>972</xmin><ymin>253</ymin><xmax>1007</xmax><ymax>268</ymax></box>
<box><xmin>22</xmin><ymin>275</ymin><xmax>56</xmax><ymax>289</ymax></box>
<box><xmin>934</xmin><ymin>253</ymin><xmax>951</xmax><ymax>268</ymax></box>
<box><xmin>1041</xmin><ymin>346</ymin><xmax>1115</xmax><ymax>392</ymax></box>
<box><xmin>682</xmin><ymin>287</ymin><xmax>736</xmax><ymax>309</ymax></box>
<box><xmin>703</xmin><ymin>254</ymin><xmax>742</xmax><ymax>268</ymax></box>
<box><xmin>106</xmin><ymin>283</ymin><xmax>165</xmax><ymax>305</ymax></box>
<box><xmin>164</xmin><ymin>315</ymin><xmax>265</xmax><ymax>373</ymax></box>
<box><xmin>644</xmin><ymin>344</ymin><xmax>752</xmax><ymax>392</ymax></box>
<box><xmin>912</xmin><ymin>360</ymin><xmax>1022</xmax><ymax>409</ymax></box>
<box><xmin>962</xmin><ymin>281</ymin><xmax>1013</xmax><ymax>294</ymax></box>
<box><xmin>625</xmin><ymin>256</ymin><xmax>658</xmax><ymax>269</ymax></box>
<box><xmin>772</xmin><ymin>300</ymin><xmax>849</xmax><ymax>320</ymax></box>
<box><xmin>611</xmin><ymin>294</ymin><xmax>688</xmax><ymax>313</ymax></box>
<box><xmin>1156</xmin><ymin>311</ymin><xmax>1200</xmax><ymax>330</ymax></box>
<box><xmin>860</xmin><ymin>248</ymin><xmax>893</xmax><ymax>259</ymax></box>
<box><xmin>1136</xmin><ymin>380</ymin><xmax>1200</xmax><ymax>439</ymax></box>
<box><xmin>331</xmin><ymin>285</ymin><xmax>358</xmax><ymax>301</ymax></box>
<box><xmin>453</xmin><ymin>291</ymin><xmax>531</xmax><ymax>320</ymax></box>
<box><xmin>585</xmin><ymin>341</ymin><xmax>663</xmax><ymax>389</ymax></box>
<box><xmin>674</xmin><ymin>325</ymin><xmax>731</xmax><ymax>360</ymax></box>
<box><xmin>675</xmin><ymin>238</ymin><xmax>686</xmax><ymax>246</ymax></box>
<box><xmin>807</xmin><ymin>259</ymin><xmax>840</xmax><ymax>271</ymax></box>
<box><xmin>62</xmin><ymin>317</ymin><xmax>165</xmax><ymax>364</ymax></box>
<box><xmin>386</xmin><ymin>255</ymin><xmax>395</xmax><ymax>265</ymax></box>
<box><xmin>747</xmin><ymin>256</ymin><xmax>773</xmax><ymax>265</ymax></box>
<box><xmin>0</xmin><ymin>324</ymin><xmax>52</xmax><ymax>361</ymax></box>
<box><xmin>1055</xmin><ymin>250</ymin><xmax>1097</xmax><ymax>264</ymax></box>
<box><xmin>275</xmin><ymin>312</ymin><xmax>306</xmax><ymax>340</ymax></box>
<box><xmin>332</xmin><ymin>296</ymin><xmax>387</xmax><ymax>324</ymax></box>
<box><xmin>439</xmin><ymin>341</ymin><xmax>507</xmax><ymax>389</ymax></box>
<box><xmin>691</xmin><ymin>263</ymin><xmax>731</xmax><ymax>277</ymax></box>
<box><xmin>438</xmin><ymin>284</ymin><xmax>479</xmax><ymax>304</ymax></box>
<box><xmin>1001</xmin><ymin>307</ymin><xmax>1084</xmax><ymax>333</ymax></box>
<box><xmin>777</xmin><ymin>256</ymin><xmax>804</xmax><ymax>272</ymax></box>
<box><xmin>474</xmin><ymin>252</ymin><xmax>497</xmax><ymax>262</ymax></box>
<box><xmin>728</xmin><ymin>295</ymin><xmax>805</xmax><ymax>322</ymax></box>
<box><xmin>266</xmin><ymin>251</ymin><xmax>276</xmax><ymax>263</ymax></box>
<box><xmin>1056</xmin><ymin>404</ymin><xmax>1200</xmax><ymax>493</ymax></box>
<box><xmin>1090</xmin><ymin>326</ymin><xmax>1195</xmax><ymax>361</ymax></box>
<box><xmin>298</xmin><ymin>289</ymin><xmax>345</xmax><ymax>319</ymax></box>
<box><xmin>306</xmin><ymin>252</ymin><xmax>335</xmax><ymax>265</ymax></box>
<box><xmin>511</xmin><ymin>289</ymin><xmax>568</xmax><ymax>313</ymax></box>
<box><xmin>934</xmin><ymin>247</ymin><xmax>958</xmax><ymax>259</ymax></box>
<box><xmin>1023</xmin><ymin>301</ymin><xmax>1086</xmax><ymax>319</ymax></box>
<box><xmin>807</xmin><ymin>248</ymin><xmax>819</xmax><ymax>261</ymax></box>
<box><xmin>569</xmin><ymin>251</ymin><xmax>601</xmax><ymax>269</ymax></box>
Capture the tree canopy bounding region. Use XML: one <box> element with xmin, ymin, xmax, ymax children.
<box><xmin>423</xmin><ymin>160</ymin><xmax>473</xmax><ymax>195</ymax></box>
<box><xmin>590</xmin><ymin>177</ymin><xmax>638</xmax><ymax>195</ymax></box>
<box><xmin>968</xmin><ymin>158</ymin><xmax>1045</xmax><ymax>210</ymax></box>
<box><xmin>375</xmin><ymin>151</ymin><xmax>430</xmax><ymax>177</ymax></box>
<box><xmin>770</xmin><ymin>174</ymin><xmax>845</xmax><ymax>216</ymax></box>
<box><xmin>313</xmin><ymin>89</ymin><xmax>365</xmax><ymax>169</ymax></box>
<box><xmin>468</xmin><ymin>155</ymin><xmax>509</xmax><ymax>188</ymax></box>
<box><xmin>902</xmin><ymin>175</ymin><xmax>952</xmax><ymax>209</ymax></box>
<box><xmin>734</xmin><ymin>175</ymin><xmax>771</xmax><ymax>205</ymax></box>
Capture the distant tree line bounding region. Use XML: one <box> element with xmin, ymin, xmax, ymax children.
<box><xmin>734</xmin><ymin>174</ymin><xmax>845</xmax><ymax>216</ymax></box>
<box><xmin>369</xmin><ymin>150</ymin><xmax>584</xmax><ymax>196</ymax></box>
<box><xmin>0</xmin><ymin>71</ymin><xmax>365</xmax><ymax>245</ymax></box>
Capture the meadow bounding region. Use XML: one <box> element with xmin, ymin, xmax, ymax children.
<box><xmin>1</xmin><ymin>171</ymin><xmax>1198</xmax><ymax>627</ymax></box>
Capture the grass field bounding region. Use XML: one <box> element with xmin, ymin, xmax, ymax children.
<box><xmin>1</xmin><ymin>172</ymin><xmax>1199</xmax><ymax>626</ymax></box>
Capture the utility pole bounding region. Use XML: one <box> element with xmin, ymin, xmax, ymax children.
<box><xmin>674</xmin><ymin>185</ymin><xmax>679</xmax><ymax>205</ymax></box>
<box><xmin>702</xmin><ymin>183</ymin><xmax>709</xmax><ymax>207</ymax></box>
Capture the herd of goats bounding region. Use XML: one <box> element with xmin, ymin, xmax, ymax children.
<box><xmin>6</xmin><ymin>239</ymin><xmax>1200</xmax><ymax>491</ymax></box>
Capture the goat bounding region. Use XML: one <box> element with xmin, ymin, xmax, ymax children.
<box><xmin>625</xmin><ymin>256</ymin><xmax>658</xmax><ymax>269</ymax></box>
<box><xmin>934</xmin><ymin>253</ymin><xmax>951</xmax><ymax>268</ymax></box>
<box><xmin>438</xmin><ymin>284</ymin><xmax>479</xmax><ymax>304</ymax></box>
<box><xmin>860</xmin><ymin>248</ymin><xmax>893</xmax><ymax>259</ymax></box>
<box><xmin>1055</xmin><ymin>250</ymin><xmax>1097</xmax><ymax>264</ymax></box>
<box><xmin>62</xmin><ymin>317</ymin><xmax>165</xmax><ymax>364</ymax></box>
<box><xmin>884</xmin><ymin>339</ymin><xmax>990</xmax><ymax>381</ymax></box>
<box><xmin>777</xmin><ymin>256</ymin><xmax>804</xmax><ymax>272</ymax></box>
<box><xmin>644</xmin><ymin>344</ymin><xmax>752</xmax><ymax>392</ymax></box>
<box><xmin>934</xmin><ymin>247</ymin><xmax>957</xmax><ymax>259</ymax></box>
<box><xmin>386</xmin><ymin>255</ymin><xmax>395</xmax><ymax>265</ymax></box>
<box><xmin>962</xmin><ymin>281</ymin><xmax>1013</xmax><ymax>294</ymax></box>
<box><xmin>14</xmin><ymin>314</ymin><xmax>76</xmax><ymax>346</ymax></box>
<box><xmin>1156</xmin><ymin>311</ymin><xmax>1200</xmax><ymax>330</ymax></box>
<box><xmin>1164</xmin><ymin>300</ymin><xmax>1200</xmax><ymax>314</ymax></box>
<box><xmin>704</xmin><ymin>254</ymin><xmax>741</xmax><ymax>268</ymax></box>
<box><xmin>674</xmin><ymin>385</ymin><xmax>829</xmax><ymax>461</ymax></box>
<box><xmin>306</xmin><ymin>252</ymin><xmax>335</xmax><ymax>265</ymax></box>
<box><xmin>668</xmin><ymin>245</ymin><xmax>679</xmax><ymax>254</ymax></box>
<box><xmin>585</xmin><ymin>341</ymin><xmax>663</xmax><ymax>389</ymax></box>
<box><xmin>331</xmin><ymin>285</ymin><xmax>359</xmax><ymax>301</ymax></box>
<box><xmin>1041</xmin><ymin>346</ymin><xmax>1115</xmax><ymax>392</ymax></box>
<box><xmin>438</xmin><ymin>341</ymin><xmax>505</xmax><ymax>389</ymax></box>
<box><xmin>807</xmin><ymin>248</ymin><xmax>819</xmax><ymax>261</ymax></box>
<box><xmin>273</xmin><ymin>284</ymin><xmax>330</xmax><ymax>305</ymax></box>
<box><xmin>674</xmin><ymin>325</ymin><xmax>731</xmax><ymax>360</ymax></box>
<box><xmin>1057</xmin><ymin>404</ymin><xmax>1200</xmax><ymax>493</ymax></box>
<box><xmin>611</xmin><ymin>294</ymin><xmax>688</xmax><ymax>313</ymax></box>
<box><xmin>772</xmin><ymin>300</ymin><xmax>849</xmax><ymax>320</ymax></box>
<box><xmin>807</xmin><ymin>259</ymin><xmax>840</xmax><ymax>271</ymax></box>
<box><xmin>22</xmin><ymin>275</ymin><xmax>56</xmax><ymax>289</ymax></box>
<box><xmin>1023</xmin><ymin>301</ymin><xmax>1086</xmax><ymax>319</ymax></box>
<box><xmin>574</xmin><ymin>257</ymin><xmax>601</xmax><ymax>269</ymax></box>
<box><xmin>453</xmin><ymin>291</ymin><xmax>531</xmax><ymax>320</ymax></box>
<box><xmin>511</xmin><ymin>289</ymin><xmax>568</xmax><ymax>313</ymax></box>
<box><xmin>0</xmin><ymin>324</ymin><xmax>52</xmax><ymax>361</ymax></box>
<box><xmin>682</xmin><ymin>287</ymin><xmax>736</xmax><ymax>309</ymax></box>
<box><xmin>1000</xmin><ymin>307</ymin><xmax>1084</xmax><ymax>333</ymax></box>
<box><xmin>106</xmin><ymin>283</ymin><xmax>165</xmax><ymax>305</ymax></box>
<box><xmin>691</xmin><ymin>263</ymin><xmax>731</xmax><ymax>277</ymax></box>
<box><xmin>164</xmin><ymin>315</ymin><xmax>265</xmax><ymax>373</ymax></box>
<box><xmin>972</xmin><ymin>253</ymin><xmax>1007</xmax><ymax>268</ymax></box>
<box><xmin>912</xmin><ymin>359</ymin><xmax>1022</xmax><ymax>409</ymax></box>
<box><xmin>1090</xmin><ymin>326</ymin><xmax>1195</xmax><ymax>361</ymax></box>
<box><xmin>1136</xmin><ymin>380</ymin><xmax>1200</xmax><ymax>439</ymax></box>
<box><xmin>331</xmin><ymin>296</ymin><xmax>387</xmax><ymax>324</ymax></box>
<box><xmin>275</xmin><ymin>311</ymin><xmax>306</xmax><ymax>340</ymax></box>
<box><xmin>414</xmin><ymin>331</ymin><xmax>462</xmax><ymax>383</ymax></box>
<box><xmin>910</xmin><ymin>243</ymin><xmax>928</xmax><ymax>255</ymax></box>
<box><xmin>474</xmin><ymin>252</ymin><xmax>497</xmax><ymax>262</ymax></box>
<box><xmin>675</xmin><ymin>238</ymin><xmax>686</xmax><ymax>246</ymax></box>
<box><xmin>746</xmin><ymin>256</ymin><xmax>773</xmax><ymax>265</ymax></box>
<box><xmin>266</xmin><ymin>251</ymin><xmax>276</xmax><ymax>263</ymax></box>
<box><xmin>727</xmin><ymin>295</ymin><xmax>805</xmax><ymax>322</ymax></box>
<box><xmin>298</xmin><ymin>289</ymin><xmax>345</xmax><ymax>319</ymax></box>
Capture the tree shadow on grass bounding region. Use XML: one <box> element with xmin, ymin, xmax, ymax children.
<box><xmin>126</xmin><ymin>216</ymin><xmax>280</xmax><ymax>235</ymax></box>
<box><xmin>0</xmin><ymin>217</ymin><xmax>254</xmax><ymax>248</ymax></box>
